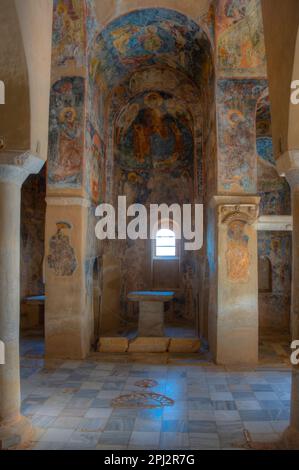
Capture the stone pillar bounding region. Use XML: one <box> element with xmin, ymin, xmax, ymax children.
<box><xmin>277</xmin><ymin>151</ymin><xmax>299</xmax><ymax>447</ymax></box>
<box><xmin>285</xmin><ymin>176</ymin><xmax>299</xmax><ymax>341</ymax></box>
<box><xmin>0</xmin><ymin>151</ymin><xmax>44</xmax><ymax>449</ymax></box>
<box><xmin>45</xmin><ymin>196</ymin><xmax>92</xmax><ymax>359</ymax></box>
<box><xmin>138</xmin><ymin>301</ymin><xmax>164</xmax><ymax>337</ymax></box>
<box><xmin>209</xmin><ymin>196</ymin><xmax>260</xmax><ymax>365</ymax></box>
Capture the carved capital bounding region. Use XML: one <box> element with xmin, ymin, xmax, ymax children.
<box><xmin>286</xmin><ymin>169</ymin><xmax>299</xmax><ymax>191</ymax></box>
<box><xmin>46</xmin><ymin>196</ymin><xmax>91</xmax><ymax>208</ymax></box>
<box><xmin>0</xmin><ymin>150</ymin><xmax>44</xmax><ymax>186</ymax></box>
<box><xmin>219</xmin><ymin>204</ymin><xmax>259</xmax><ymax>225</ymax></box>
<box><xmin>276</xmin><ymin>150</ymin><xmax>299</xmax><ymax>190</ymax></box>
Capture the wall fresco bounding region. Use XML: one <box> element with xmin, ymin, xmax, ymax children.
<box><xmin>116</xmin><ymin>92</ymin><xmax>194</xmax><ymax>171</ymax></box>
<box><xmin>112</xmin><ymin>88</ymin><xmax>199</xmax><ymax>323</ymax></box>
<box><xmin>216</xmin><ymin>0</ymin><xmax>266</xmax><ymax>77</ymax></box>
<box><xmin>114</xmin><ymin>91</ymin><xmax>195</xmax><ymax>207</ymax></box>
<box><xmin>217</xmin><ymin>79</ymin><xmax>267</xmax><ymax>193</ymax></box>
<box><xmin>85</xmin><ymin>0</ymin><xmax>105</xmax><ymax>204</ymax></box>
<box><xmin>48</xmin><ymin>222</ymin><xmax>78</xmax><ymax>277</ymax></box>
<box><xmin>226</xmin><ymin>220</ymin><xmax>250</xmax><ymax>282</ymax></box>
<box><xmin>256</xmin><ymin>93</ymin><xmax>291</xmax><ymax>215</ymax></box>
<box><xmin>86</xmin><ymin>119</ymin><xmax>104</xmax><ymax>204</ymax></box>
<box><xmin>52</xmin><ymin>0</ymin><xmax>86</xmax><ymax>68</ymax></box>
<box><xmin>48</xmin><ymin>77</ymin><xmax>84</xmax><ymax>188</ymax></box>
<box><xmin>258</xmin><ymin>231</ymin><xmax>291</xmax><ymax>332</ymax></box>
<box><xmin>21</xmin><ymin>168</ymin><xmax>46</xmax><ymax>298</ymax></box>
<box><xmin>256</xmin><ymin>94</ymin><xmax>272</xmax><ymax>137</ymax></box>
<box><xmin>257</xmin><ymin>141</ymin><xmax>291</xmax><ymax>216</ymax></box>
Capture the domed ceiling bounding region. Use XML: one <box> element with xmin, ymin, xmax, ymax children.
<box><xmin>92</xmin><ymin>8</ymin><xmax>211</xmax><ymax>90</ymax></box>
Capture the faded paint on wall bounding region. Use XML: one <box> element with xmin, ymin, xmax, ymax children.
<box><xmin>48</xmin><ymin>77</ymin><xmax>84</xmax><ymax>188</ymax></box>
<box><xmin>52</xmin><ymin>0</ymin><xmax>86</xmax><ymax>68</ymax></box>
<box><xmin>216</xmin><ymin>0</ymin><xmax>266</xmax><ymax>78</ymax></box>
<box><xmin>226</xmin><ymin>220</ymin><xmax>250</xmax><ymax>282</ymax></box>
<box><xmin>258</xmin><ymin>231</ymin><xmax>292</xmax><ymax>332</ymax></box>
<box><xmin>217</xmin><ymin>79</ymin><xmax>267</xmax><ymax>193</ymax></box>
<box><xmin>92</xmin><ymin>8</ymin><xmax>212</xmax><ymax>91</ymax></box>
<box><xmin>21</xmin><ymin>167</ymin><xmax>46</xmax><ymax>298</ymax></box>
<box><xmin>48</xmin><ymin>222</ymin><xmax>78</xmax><ymax>276</ymax></box>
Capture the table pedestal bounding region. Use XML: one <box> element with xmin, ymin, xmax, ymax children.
<box><xmin>138</xmin><ymin>301</ymin><xmax>164</xmax><ymax>337</ymax></box>
<box><xmin>128</xmin><ymin>291</ymin><xmax>174</xmax><ymax>338</ymax></box>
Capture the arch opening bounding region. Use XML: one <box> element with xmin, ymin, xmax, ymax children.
<box><xmin>94</xmin><ymin>7</ymin><xmax>214</xmax><ymax>342</ymax></box>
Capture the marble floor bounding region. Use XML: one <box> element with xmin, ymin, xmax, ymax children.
<box><xmin>20</xmin><ymin>337</ymin><xmax>292</xmax><ymax>450</ymax></box>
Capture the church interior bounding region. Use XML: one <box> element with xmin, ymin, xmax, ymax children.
<box><xmin>0</xmin><ymin>0</ymin><xmax>299</xmax><ymax>451</ymax></box>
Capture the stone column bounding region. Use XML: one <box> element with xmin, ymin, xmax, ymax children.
<box><xmin>0</xmin><ymin>151</ymin><xmax>44</xmax><ymax>449</ymax></box>
<box><xmin>277</xmin><ymin>151</ymin><xmax>299</xmax><ymax>447</ymax></box>
<box><xmin>285</xmin><ymin>176</ymin><xmax>299</xmax><ymax>341</ymax></box>
<box><xmin>209</xmin><ymin>196</ymin><xmax>260</xmax><ymax>365</ymax></box>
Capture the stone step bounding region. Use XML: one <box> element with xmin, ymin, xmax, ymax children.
<box><xmin>97</xmin><ymin>336</ymin><xmax>201</xmax><ymax>354</ymax></box>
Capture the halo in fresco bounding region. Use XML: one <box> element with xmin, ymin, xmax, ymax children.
<box><xmin>115</xmin><ymin>91</ymin><xmax>194</xmax><ymax>172</ymax></box>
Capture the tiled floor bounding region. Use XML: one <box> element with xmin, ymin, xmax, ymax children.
<box><xmin>20</xmin><ymin>337</ymin><xmax>292</xmax><ymax>450</ymax></box>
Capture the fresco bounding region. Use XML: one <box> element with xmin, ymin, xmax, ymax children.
<box><xmin>52</xmin><ymin>0</ymin><xmax>86</xmax><ymax>68</ymax></box>
<box><xmin>216</xmin><ymin>0</ymin><xmax>266</xmax><ymax>77</ymax></box>
<box><xmin>114</xmin><ymin>91</ymin><xmax>195</xmax><ymax>207</ymax></box>
<box><xmin>226</xmin><ymin>220</ymin><xmax>250</xmax><ymax>282</ymax></box>
<box><xmin>112</xmin><ymin>89</ymin><xmax>199</xmax><ymax>323</ymax></box>
<box><xmin>21</xmin><ymin>168</ymin><xmax>46</xmax><ymax>298</ymax></box>
<box><xmin>200</xmin><ymin>2</ymin><xmax>216</xmax><ymax>47</ymax></box>
<box><xmin>85</xmin><ymin>0</ymin><xmax>107</xmax><ymax>204</ymax></box>
<box><xmin>48</xmin><ymin>77</ymin><xmax>84</xmax><ymax>188</ymax></box>
<box><xmin>217</xmin><ymin>79</ymin><xmax>267</xmax><ymax>192</ymax></box>
<box><xmin>48</xmin><ymin>222</ymin><xmax>78</xmax><ymax>277</ymax></box>
<box><xmin>116</xmin><ymin>92</ymin><xmax>193</xmax><ymax>171</ymax></box>
<box><xmin>257</xmin><ymin>137</ymin><xmax>275</xmax><ymax>166</ymax></box>
<box><xmin>258</xmin><ymin>232</ymin><xmax>292</xmax><ymax>293</ymax></box>
<box><xmin>86</xmin><ymin>120</ymin><xmax>104</xmax><ymax>204</ymax></box>
<box><xmin>92</xmin><ymin>8</ymin><xmax>211</xmax><ymax>90</ymax></box>
<box><xmin>256</xmin><ymin>93</ymin><xmax>291</xmax><ymax>215</ymax></box>
<box><xmin>258</xmin><ymin>231</ymin><xmax>291</xmax><ymax>332</ymax></box>
<box><xmin>256</xmin><ymin>94</ymin><xmax>272</xmax><ymax>137</ymax></box>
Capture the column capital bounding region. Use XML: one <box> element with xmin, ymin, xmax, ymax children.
<box><xmin>0</xmin><ymin>150</ymin><xmax>44</xmax><ymax>186</ymax></box>
<box><xmin>209</xmin><ymin>194</ymin><xmax>260</xmax><ymax>209</ymax></box>
<box><xmin>46</xmin><ymin>196</ymin><xmax>91</xmax><ymax>208</ymax></box>
<box><xmin>276</xmin><ymin>150</ymin><xmax>299</xmax><ymax>189</ymax></box>
<box><xmin>219</xmin><ymin>203</ymin><xmax>259</xmax><ymax>225</ymax></box>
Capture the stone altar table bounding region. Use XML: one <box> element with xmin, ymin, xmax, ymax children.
<box><xmin>127</xmin><ymin>291</ymin><xmax>174</xmax><ymax>337</ymax></box>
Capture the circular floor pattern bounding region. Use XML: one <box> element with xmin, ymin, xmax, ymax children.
<box><xmin>134</xmin><ymin>379</ymin><xmax>158</xmax><ymax>388</ymax></box>
<box><xmin>111</xmin><ymin>392</ymin><xmax>174</xmax><ymax>409</ymax></box>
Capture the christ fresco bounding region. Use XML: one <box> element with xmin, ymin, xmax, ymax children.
<box><xmin>116</xmin><ymin>92</ymin><xmax>193</xmax><ymax>172</ymax></box>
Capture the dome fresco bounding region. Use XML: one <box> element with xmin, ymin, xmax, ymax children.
<box><xmin>93</xmin><ymin>8</ymin><xmax>211</xmax><ymax>89</ymax></box>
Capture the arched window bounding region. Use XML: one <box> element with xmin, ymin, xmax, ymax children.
<box><xmin>155</xmin><ymin>228</ymin><xmax>176</xmax><ymax>258</ymax></box>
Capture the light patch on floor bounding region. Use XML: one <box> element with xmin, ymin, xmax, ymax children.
<box><xmin>20</xmin><ymin>337</ymin><xmax>291</xmax><ymax>450</ymax></box>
